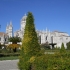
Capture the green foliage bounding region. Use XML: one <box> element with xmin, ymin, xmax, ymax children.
<box><xmin>8</xmin><ymin>37</ymin><xmax>21</xmax><ymax>52</ymax></box>
<box><xmin>66</xmin><ymin>41</ymin><xmax>70</xmax><ymax>50</ymax></box>
<box><xmin>18</xmin><ymin>12</ymin><xmax>70</xmax><ymax>70</ymax></box>
<box><xmin>18</xmin><ymin>56</ymin><xmax>31</xmax><ymax>70</ymax></box>
<box><xmin>33</xmin><ymin>55</ymin><xmax>48</xmax><ymax>70</ymax></box>
<box><xmin>8</xmin><ymin>37</ymin><xmax>21</xmax><ymax>44</ymax></box>
<box><xmin>60</xmin><ymin>43</ymin><xmax>66</xmax><ymax>53</ymax></box>
<box><xmin>0</xmin><ymin>56</ymin><xmax>18</xmax><ymax>60</ymax></box>
<box><xmin>18</xmin><ymin>12</ymin><xmax>40</xmax><ymax>70</ymax></box>
<box><xmin>22</xmin><ymin>12</ymin><xmax>40</xmax><ymax>57</ymax></box>
<box><xmin>0</xmin><ymin>53</ymin><xmax>19</xmax><ymax>57</ymax></box>
<box><xmin>32</xmin><ymin>53</ymin><xmax>70</xmax><ymax>70</ymax></box>
<box><xmin>7</xmin><ymin>44</ymin><xmax>21</xmax><ymax>49</ymax></box>
<box><xmin>7</xmin><ymin>44</ymin><xmax>21</xmax><ymax>52</ymax></box>
<box><xmin>40</xmin><ymin>42</ymin><xmax>51</xmax><ymax>50</ymax></box>
<box><xmin>54</xmin><ymin>46</ymin><xmax>60</xmax><ymax>50</ymax></box>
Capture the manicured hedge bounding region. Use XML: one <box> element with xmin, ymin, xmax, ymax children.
<box><xmin>32</xmin><ymin>53</ymin><xmax>70</xmax><ymax>70</ymax></box>
<box><xmin>0</xmin><ymin>53</ymin><xmax>20</xmax><ymax>57</ymax></box>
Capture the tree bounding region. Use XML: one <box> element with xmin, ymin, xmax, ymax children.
<box><xmin>66</xmin><ymin>41</ymin><xmax>70</xmax><ymax>50</ymax></box>
<box><xmin>22</xmin><ymin>12</ymin><xmax>40</xmax><ymax>56</ymax></box>
<box><xmin>7</xmin><ymin>44</ymin><xmax>21</xmax><ymax>52</ymax></box>
<box><xmin>18</xmin><ymin>12</ymin><xmax>40</xmax><ymax>70</ymax></box>
<box><xmin>60</xmin><ymin>43</ymin><xmax>66</xmax><ymax>53</ymax></box>
<box><xmin>8</xmin><ymin>37</ymin><xmax>21</xmax><ymax>52</ymax></box>
<box><xmin>8</xmin><ymin>37</ymin><xmax>21</xmax><ymax>44</ymax></box>
<box><xmin>40</xmin><ymin>42</ymin><xmax>51</xmax><ymax>50</ymax></box>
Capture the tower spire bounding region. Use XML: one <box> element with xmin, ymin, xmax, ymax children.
<box><xmin>10</xmin><ymin>21</ymin><xmax>12</xmax><ymax>26</ymax></box>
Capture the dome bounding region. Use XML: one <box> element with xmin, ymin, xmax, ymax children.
<box><xmin>21</xmin><ymin>14</ymin><xmax>27</xmax><ymax>21</ymax></box>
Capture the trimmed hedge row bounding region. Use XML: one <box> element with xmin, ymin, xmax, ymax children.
<box><xmin>18</xmin><ymin>52</ymin><xmax>70</xmax><ymax>70</ymax></box>
<box><xmin>31</xmin><ymin>53</ymin><xmax>70</xmax><ymax>70</ymax></box>
<box><xmin>0</xmin><ymin>53</ymin><xmax>20</xmax><ymax>57</ymax></box>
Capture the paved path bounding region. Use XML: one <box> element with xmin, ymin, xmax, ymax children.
<box><xmin>0</xmin><ymin>60</ymin><xmax>19</xmax><ymax>70</ymax></box>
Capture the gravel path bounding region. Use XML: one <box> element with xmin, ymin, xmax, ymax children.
<box><xmin>0</xmin><ymin>60</ymin><xmax>19</xmax><ymax>70</ymax></box>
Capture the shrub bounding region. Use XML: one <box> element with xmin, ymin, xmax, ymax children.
<box><xmin>32</xmin><ymin>53</ymin><xmax>70</xmax><ymax>70</ymax></box>
<box><xmin>7</xmin><ymin>44</ymin><xmax>21</xmax><ymax>52</ymax></box>
<box><xmin>60</xmin><ymin>43</ymin><xmax>66</xmax><ymax>53</ymax></box>
<box><xmin>18</xmin><ymin>12</ymin><xmax>40</xmax><ymax>70</ymax></box>
<box><xmin>0</xmin><ymin>53</ymin><xmax>20</xmax><ymax>57</ymax></box>
<box><xmin>40</xmin><ymin>42</ymin><xmax>51</xmax><ymax>50</ymax></box>
<box><xmin>66</xmin><ymin>41</ymin><xmax>70</xmax><ymax>50</ymax></box>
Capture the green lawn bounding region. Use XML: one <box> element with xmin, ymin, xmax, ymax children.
<box><xmin>0</xmin><ymin>56</ymin><xmax>19</xmax><ymax>60</ymax></box>
<box><xmin>0</xmin><ymin>49</ymin><xmax>70</xmax><ymax>60</ymax></box>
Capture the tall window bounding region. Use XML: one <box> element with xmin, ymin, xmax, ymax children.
<box><xmin>5</xmin><ymin>38</ymin><xmax>6</xmax><ymax>41</ymax></box>
<box><xmin>38</xmin><ymin>36</ymin><xmax>41</xmax><ymax>44</ymax></box>
<box><xmin>46</xmin><ymin>36</ymin><xmax>47</xmax><ymax>40</ymax></box>
<box><xmin>51</xmin><ymin>36</ymin><xmax>53</xmax><ymax>43</ymax></box>
<box><xmin>0</xmin><ymin>37</ymin><xmax>1</xmax><ymax>41</ymax></box>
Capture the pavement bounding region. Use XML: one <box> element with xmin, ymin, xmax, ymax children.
<box><xmin>0</xmin><ymin>60</ymin><xmax>19</xmax><ymax>70</ymax></box>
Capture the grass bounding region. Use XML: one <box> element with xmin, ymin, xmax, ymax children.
<box><xmin>0</xmin><ymin>49</ymin><xmax>70</xmax><ymax>60</ymax></box>
<box><xmin>0</xmin><ymin>56</ymin><xmax>19</xmax><ymax>60</ymax></box>
<box><xmin>44</xmin><ymin>49</ymin><xmax>70</xmax><ymax>52</ymax></box>
<box><xmin>43</xmin><ymin>49</ymin><xmax>70</xmax><ymax>54</ymax></box>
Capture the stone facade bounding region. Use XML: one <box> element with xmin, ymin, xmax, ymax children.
<box><xmin>5</xmin><ymin>14</ymin><xmax>70</xmax><ymax>48</ymax></box>
<box><xmin>37</xmin><ymin>30</ymin><xmax>70</xmax><ymax>49</ymax></box>
<box><xmin>14</xmin><ymin>14</ymin><xmax>27</xmax><ymax>39</ymax></box>
<box><xmin>6</xmin><ymin>21</ymin><xmax>13</xmax><ymax>38</ymax></box>
<box><xmin>0</xmin><ymin>32</ymin><xmax>8</xmax><ymax>44</ymax></box>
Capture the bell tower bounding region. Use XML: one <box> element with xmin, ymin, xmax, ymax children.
<box><xmin>6</xmin><ymin>21</ymin><xmax>13</xmax><ymax>38</ymax></box>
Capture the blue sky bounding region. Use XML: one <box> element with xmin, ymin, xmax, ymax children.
<box><xmin>0</xmin><ymin>0</ymin><xmax>70</xmax><ymax>34</ymax></box>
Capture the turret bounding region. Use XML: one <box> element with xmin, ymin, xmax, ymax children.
<box><xmin>6</xmin><ymin>21</ymin><xmax>13</xmax><ymax>38</ymax></box>
<box><xmin>6</xmin><ymin>23</ymin><xmax>9</xmax><ymax>34</ymax></box>
<box><xmin>9</xmin><ymin>21</ymin><xmax>13</xmax><ymax>37</ymax></box>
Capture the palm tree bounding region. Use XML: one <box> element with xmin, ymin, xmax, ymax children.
<box><xmin>8</xmin><ymin>37</ymin><xmax>21</xmax><ymax>44</ymax></box>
